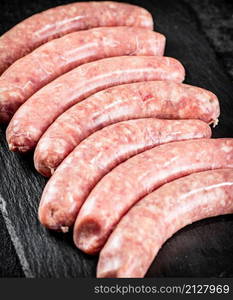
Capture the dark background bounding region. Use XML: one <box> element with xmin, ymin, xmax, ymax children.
<box><xmin>0</xmin><ymin>0</ymin><xmax>233</xmax><ymax>278</ymax></box>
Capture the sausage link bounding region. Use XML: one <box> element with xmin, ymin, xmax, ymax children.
<box><xmin>97</xmin><ymin>169</ymin><xmax>233</xmax><ymax>278</ymax></box>
<box><xmin>0</xmin><ymin>27</ymin><xmax>165</xmax><ymax>123</ymax></box>
<box><xmin>74</xmin><ymin>138</ymin><xmax>233</xmax><ymax>254</ymax></box>
<box><xmin>6</xmin><ymin>56</ymin><xmax>185</xmax><ymax>152</ymax></box>
<box><xmin>38</xmin><ymin>119</ymin><xmax>211</xmax><ymax>231</ymax></box>
<box><xmin>0</xmin><ymin>2</ymin><xmax>153</xmax><ymax>74</ymax></box>
<box><xmin>34</xmin><ymin>81</ymin><xmax>219</xmax><ymax>177</ymax></box>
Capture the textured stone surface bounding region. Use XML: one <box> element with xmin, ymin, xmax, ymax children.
<box><xmin>185</xmin><ymin>0</ymin><xmax>233</xmax><ymax>78</ymax></box>
<box><xmin>0</xmin><ymin>210</ymin><xmax>24</xmax><ymax>277</ymax></box>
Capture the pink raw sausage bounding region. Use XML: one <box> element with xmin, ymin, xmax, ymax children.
<box><xmin>0</xmin><ymin>1</ymin><xmax>153</xmax><ymax>74</ymax></box>
<box><xmin>97</xmin><ymin>169</ymin><xmax>233</xmax><ymax>278</ymax></box>
<box><xmin>34</xmin><ymin>81</ymin><xmax>219</xmax><ymax>177</ymax></box>
<box><xmin>6</xmin><ymin>56</ymin><xmax>185</xmax><ymax>152</ymax></box>
<box><xmin>38</xmin><ymin>119</ymin><xmax>211</xmax><ymax>231</ymax></box>
<box><xmin>0</xmin><ymin>27</ymin><xmax>165</xmax><ymax>123</ymax></box>
<box><xmin>74</xmin><ymin>138</ymin><xmax>233</xmax><ymax>254</ymax></box>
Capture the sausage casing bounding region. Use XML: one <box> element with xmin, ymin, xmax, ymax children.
<box><xmin>7</xmin><ymin>56</ymin><xmax>185</xmax><ymax>152</ymax></box>
<box><xmin>0</xmin><ymin>1</ymin><xmax>153</xmax><ymax>74</ymax></box>
<box><xmin>38</xmin><ymin>119</ymin><xmax>211</xmax><ymax>231</ymax></box>
<box><xmin>34</xmin><ymin>81</ymin><xmax>219</xmax><ymax>176</ymax></box>
<box><xmin>0</xmin><ymin>27</ymin><xmax>165</xmax><ymax>123</ymax></box>
<box><xmin>74</xmin><ymin>138</ymin><xmax>233</xmax><ymax>254</ymax></box>
<box><xmin>97</xmin><ymin>169</ymin><xmax>233</xmax><ymax>278</ymax></box>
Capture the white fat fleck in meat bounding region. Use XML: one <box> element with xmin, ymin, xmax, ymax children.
<box><xmin>140</xmin><ymin>16</ymin><xmax>153</xmax><ymax>28</ymax></box>
<box><xmin>70</xmin><ymin>5</ymin><xmax>79</xmax><ymax>13</ymax></box>
<box><xmin>89</xmin><ymin>151</ymin><xmax>104</xmax><ymax>166</ymax></box>
<box><xmin>102</xmin><ymin>36</ymin><xmax>120</xmax><ymax>48</ymax></box>
<box><xmin>47</xmin><ymin>82</ymin><xmax>64</xmax><ymax>91</ymax></box>
<box><xmin>63</xmin><ymin>155</ymin><xmax>74</xmax><ymax>165</ymax></box>
<box><xmin>169</xmin><ymin>71</ymin><xmax>180</xmax><ymax>80</ymax></box>
<box><xmin>99</xmin><ymin>255</ymin><xmax>121</xmax><ymax>276</ymax></box>
<box><xmin>22</xmin><ymin>80</ymin><xmax>34</xmax><ymax>92</ymax></box>
<box><xmin>10</xmin><ymin>119</ymin><xmax>19</xmax><ymax>126</ymax></box>
<box><xmin>0</xmin><ymin>86</ymin><xmax>10</xmax><ymax>93</ymax></box>
<box><xmin>26</xmin><ymin>125</ymin><xmax>42</xmax><ymax>137</ymax></box>
<box><xmin>66</xmin><ymin>191</ymin><xmax>75</xmax><ymax>204</ymax></box>
<box><xmin>108</xmin><ymin>234</ymin><xmax>122</xmax><ymax>250</ymax></box>
<box><xmin>108</xmin><ymin>3</ymin><xmax>118</xmax><ymax>9</ymax></box>
<box><xmin>51</xmin><ymin>144</ymin><xmax>66</xmax><ymax>155</ymax></box>
<box><xmin>44</xmin><ymin>184</ymin><xmax>59</xmax><ymax>201</ymax></box>
<box><xmin>35</xmin><ymin>140</ymin><xmax>49</xmax><ymax>152</ymax></box>
<box><xmin>168</xmin><ymin>90</ymin><xmax>181</xmax><ymax>103</ymax></box>
<box><xmin>222</xmin><ymin>145</ymin><xmax>233</xmax><ymax>153</ymax></box>
<box><xmin>162</xmin><ymin>156</ymin><xmax>178</xmax><ymax>167</ymax></box>
<box><xmin>196</xmin><ymin>91</ymin><xmax>209</xmax><ymax>103</ymax></box>
<box><xmin>8</xmin><ymin>91</ymin><xmax>21</xmax><ymax>98</ymax></box>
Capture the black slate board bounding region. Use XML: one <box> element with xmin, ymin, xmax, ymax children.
<box><xmin>0</xmin><ymin>0</ymin><xmax>233</xmax><ymax>278</ymax></box>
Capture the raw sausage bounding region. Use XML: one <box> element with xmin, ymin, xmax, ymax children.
<box><xmin>0</xmin><ymin>27</ymin><xmax>165</xmax><ymax>123</ymax></box>
<box><xmin>7</xmin><ymin>56</ymin><xmax>184</xmax><ymax>152</ymax></box>
<box><xmin>38</xmin><ymin>119</ymin><xmax>211</xmax><ymax>231</ymax></box>
<box><xmin>0</xmin><ymin>1</ymin><xmax>153</xmax><ymax>74</ymax></box>
<box><xmin>7</xmin><ymin>56</ymin><xmax>185</xmax><ymax>152</ymax></box>
<box><xmin>34</xmin><ymin>81</ymin><xmax>219</xmax><ymax>176</ymax></box>
<box><xmin>97</xmin><ymin>169</ymin><xmax>233</xmax><ymax>278</ymax></box>
<box><xmin>74</xmin><ymin>138</ymin><xmax>233</xmax><ymax>254</ymax></box>
<box><xmin>0</xmin><ymin>27</ymin><xmax>164</xmax><ymax>123</ymax></box>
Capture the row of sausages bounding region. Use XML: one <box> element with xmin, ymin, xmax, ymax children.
<box><xmin>1</xmin><ymin>1</ymin><xmax>233</xmax><ymax>278</ymax></box>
